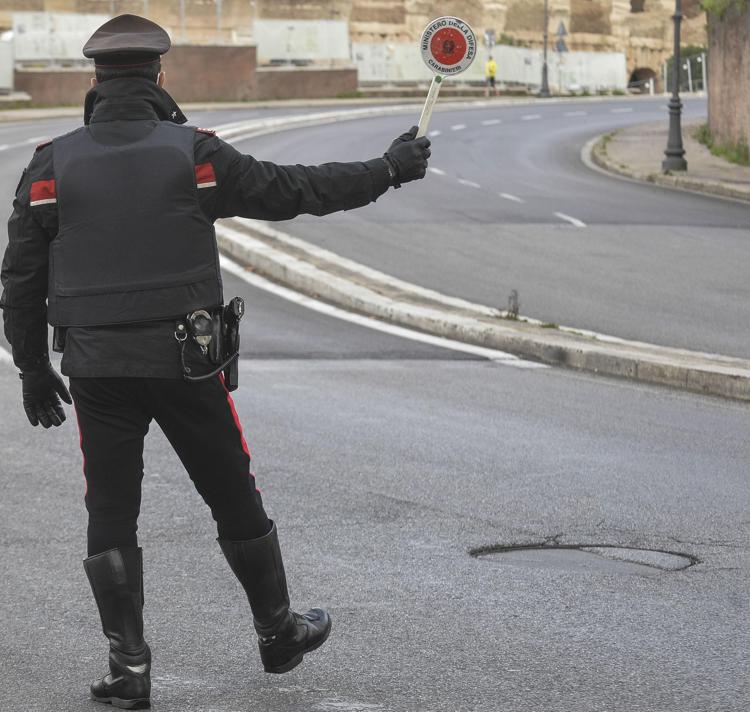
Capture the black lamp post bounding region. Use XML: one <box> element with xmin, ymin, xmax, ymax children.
<box><xmin>662</xmin><ymin>0</ymin><xmax>687</xmax><ymax>172</ymax></box>
<box><xmin>539</xmin><ymin>0</ymin><xmax>551</xmax><ymax>98</ymax></box>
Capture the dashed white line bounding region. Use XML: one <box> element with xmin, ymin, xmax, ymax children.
<box><xmin>457</xmin><ymin>179</ymin><xmax>481</xmax><ymax>189</ymax></box>
<box><xmin>219</xmin><ymin>256</ymin><xmax>546</xmax><ymax>368</ymax></box>
<box><xmin>481</xmin><ymin>118</ymin><xmax>502</xmax><ymax>126</ymax></box>
<box><xmin>521</xmin><ymin>114</ymin><xmax>541</xmax><ymax>121</ymax></box>
<box><xmin>428</xmin><ymin>129</ymin><xmax>442</xmax><ymax>137</ymax></box>
<box><xmin>0</xmin><ymin>144</ymin><xmax>9</xmax><ymax>152</ymax></box>
<box><xmin>555</xmin><ymin>212</ymin><xmax>587</xmax><ymax>228</ymax></box>
<box><xmin>564</xmin><ymin>111</ymin><xmax>587</xmax><ymax>117</ymax></box>
<box><xmin>428</xmin><ymin>167</ymin><xmax>446</xmax><ymax>176</ymax></box>
<box><xmin>610</xmin><ymin>108</ymin><xmax>634</xmax><ymax>114</ymax></box>
<box><xmin>500</xmin><ymin>193</ymin><xmax>524</xmax><ymax>203</ymax></box>
<box><xmin>451</xmin><ymin>123</ymin><xmax>467</xmax><ymax>131</ymax></box>
<box><xmin>25</xmin><ymin>136</ymin><xmax>47</xmax><ymax>144</ymax></box>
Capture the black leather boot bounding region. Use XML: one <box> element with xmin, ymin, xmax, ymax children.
<box><xmin>218</xmin><ymin>521</ymin><xmax>332</xmax><ymax>674</ymax></box>
<box><xmin>83</xmin><ymin>547</ymin><xmax>151</xmax><ymax>709</ymax></box>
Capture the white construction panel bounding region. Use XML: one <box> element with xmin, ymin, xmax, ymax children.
<box><xmin>0</xmin><ymin>40</ymin><xmax>13</xmax><ymax>90</ymax></box>
<box><xmin>255</xmin><ymin>20</ymin><xmax>349</xmax><ymax>62</ymax></box>
<box><xmin>353</xmin><ymin>42</ymin><xmax>627</xmax><ymax>91</ymax></box>
<box><xmin>13</xmin><ymin>12</ymin><xmax>110</xmax><ymax>62</ymax></box>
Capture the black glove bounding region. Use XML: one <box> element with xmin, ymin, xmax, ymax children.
<box><xmin>20</xmin><ymin>361</ymin><xmax>72</xmax><ymax>428</ymax></box>
<box><xmin>383</xmin><ymin>126</ymin><xmax>431</xmax><ymax>188</ymax></box>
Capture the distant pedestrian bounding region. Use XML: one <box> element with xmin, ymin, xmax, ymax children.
<box><xmin>0</xmin><ymin>13</ymin><xmax>431</xmax><ymax>711</ymax></box>
<box><xmin>485</xmin><ymin>55</ymin><xmax>499</xmax><ymax>97</ymax></box>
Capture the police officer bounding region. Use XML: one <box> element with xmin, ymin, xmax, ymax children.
<box><xmin>0</xmin><ymin>14</ymin><xmax>431</xmax><ymax>710</ymax></box>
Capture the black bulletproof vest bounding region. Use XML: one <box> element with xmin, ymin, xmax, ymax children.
<box><xmin>47</xmin><ymin>122</ymin><xmax>222</xmax><ymax>327</ymax></box>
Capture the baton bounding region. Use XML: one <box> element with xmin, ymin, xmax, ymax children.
<box><xmin>417</xmin><ymin>75</ymin><xmax>443</xmax><ymax>138</ymax></box>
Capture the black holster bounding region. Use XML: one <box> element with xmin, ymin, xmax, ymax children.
<box><xmin>177</xmin><ymin>297</ymin><xmax>245</xmax><ymax>391</ymax></box>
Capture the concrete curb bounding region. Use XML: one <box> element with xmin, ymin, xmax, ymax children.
<box><xmin>587</xmin><ymin>130</ymin><xmax>750</xmax><ymax>204</ymax></box>
<box><xmin>216</xmin><ymin>218</ymin><xmax>750</xmax><ymax>402</ymax></box>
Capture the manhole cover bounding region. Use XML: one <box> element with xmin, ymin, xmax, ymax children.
<box><xmin>471</xmin><ymin>544</ymin><xmax>696</xmax><ymax>576</ymax></box>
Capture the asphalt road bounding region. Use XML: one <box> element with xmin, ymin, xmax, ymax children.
<box><xmin>1</xmin><ymin>101</ymin><xmax>749</xmax><ymax>711</ymax></box>
<box><xmin>228</xmin><ymin>97</ymin><xmax>750</xmax><ymax>359</ymax></box>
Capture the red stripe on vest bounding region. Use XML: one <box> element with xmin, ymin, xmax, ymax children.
<box><xmin>195</xmin><ymin>162</ymin><xmax>216</xmax><ymax>186</ymax></box>
<box><xmin>30</xmin><ymin>179</ymin><xmax>56</xmax><ymax>204</ymax></box>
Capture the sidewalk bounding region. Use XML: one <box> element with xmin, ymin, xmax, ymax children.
<box><xmin>591</xmin><ymin>119</ymin><xmax>750</xmax><ymax>202</ymax></box>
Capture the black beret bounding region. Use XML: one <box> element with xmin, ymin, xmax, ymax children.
<box><xmin>83</xmin><ymin>14</ymin><xmax>171</xmax><ymax>66</ymax></box>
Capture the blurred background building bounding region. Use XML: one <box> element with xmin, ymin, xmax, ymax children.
<box><xmin>0</xmin><ymin>1</ymin><xmax>708</xmax><ymax>102</ymax></box>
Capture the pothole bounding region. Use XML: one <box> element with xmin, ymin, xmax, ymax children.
<box><xmin>470</xmin><ymin>544</ymin><xmax>698</xmax><ymax>576</ymax></box>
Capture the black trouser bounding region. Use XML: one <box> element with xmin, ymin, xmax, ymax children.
<box><xmin>70</xmin><ymin>376</ymin><xmax>270</xmax><ymax>556</ymax></box>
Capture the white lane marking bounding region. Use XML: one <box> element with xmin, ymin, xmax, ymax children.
<box><xmin>0</xmin><ymin>144</ymin><xmax>9</xmax><ymax>151</ymax></box>
<box><xmin>564</xmin><ymin>111</ymin><xmax>587</xmax><ymax>117</ymax></box>
<box><xmin>521</xmin><ymin>114</ymin><xmax>541</xmax><ymax>121</ymax></box>
<box><xmin>219</xmin><ymin>256</ymin><xmax>547</xmax><ymax>368</ymax></box>
<box><xmin>500</xmin><ymin>193</ymin><xmax>524</xmax><ymax>203</ymax></box>
<box><xmin>0</xmin><ymin>345</ymin><xmax>12</xmax><ymax>366</ymax></box>
<box><xmin>555</xmin><ymin>212</ymin><xmax>587</xmax><ymax>228</ymax></box>
<box><xmin>429</xmin><ymin>167</ymin><xmax>446</xmax><ymax>176</ymax></box>
<box><xmin>610</xmin><ymin>108</ymin><xmax>634</xmax><ymax>114</ymax></box>
<box><xmin>457</xmin><ymin>179</ymin><xmax>481</xmax><ymax>189</ymax></box>
<box><xmin>428</xmin><ymin>129</ymin><xmax>442</xmax><ymax>137</ymax></box>
<box><xmin>451</xmin><ymin>123</ymin><xmax>467</xmax><ymax>131</ymax></box>
<box><xmin>24</xmin><ymin>136</ymin><xmax>47</xmax><ymax>144</ymax></box>
<box><xmin>481</xmin><ymin>118</ymin><xmax>502</xmax><ymax>126</ymax></box>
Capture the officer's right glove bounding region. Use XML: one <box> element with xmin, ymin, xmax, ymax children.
<box><xmin>383</xmin><ymin>126</ymin><xmax>431</xmax><ymax>188</ymax></box>
<box><xmin>20</xmin><ymin>361</ymin><xmax>72</xmax><ymax>428</ymax></box>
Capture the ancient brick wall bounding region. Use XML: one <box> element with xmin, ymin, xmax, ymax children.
<box><xmin>707</xmin><ymin>4</ymin><xmax>750</xmax><ymax>148</ymax></box>
<box><xmin>1</xmin><ymin>0</ymin><xmax>708</xmax><ymax>84</ymax></box>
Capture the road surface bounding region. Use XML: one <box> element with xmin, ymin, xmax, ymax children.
<box><xmin>0</xmin><ymin>100</ymin><xmax>748</xmax><ymax>712</ymax></box>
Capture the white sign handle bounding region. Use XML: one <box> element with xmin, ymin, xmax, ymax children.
<box><xmin>416</xmin><ymin>75</ymin><xmax>443</xmax><ymax>138</ymax></box>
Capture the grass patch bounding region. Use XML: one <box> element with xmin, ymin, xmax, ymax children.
<box><xmin>702</xmin><ymin>0</ymin><xmax>747</xmax><ymax>18</ymax></box>
<box><xmin>695</xmin><ymin>123</ymin><xmax>750</xmax><ymax>166</ymax></box>
<box><xmin>336</xmin><ymin>90</ymin><xmax>363</xmax><ymax>99</ymax></box>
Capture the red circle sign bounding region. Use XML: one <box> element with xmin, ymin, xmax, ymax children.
<box><xmin>420</xmin><ymin>17</ymin><xmax>476</xmax><ymax>76</ymax></box>
<box><xmin>429</xmin><ymin>27</ymin><xmax>467</xmax><ymax>66</ymax></box>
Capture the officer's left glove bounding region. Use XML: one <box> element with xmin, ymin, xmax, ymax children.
<box><xmin>20</xmin><ymin>361</ymin><xmax>72</xmax><ymax>428</ymax></box>
<box><xmin>383</xmin><ymin>126</ymin><xmax>431</xmax><ymax>188</ymax></box>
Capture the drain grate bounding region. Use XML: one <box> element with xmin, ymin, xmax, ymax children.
<box><xmin>470</xmin><ymin>543</ymin><xmax>698</xmax><ymax>576</ymax></box>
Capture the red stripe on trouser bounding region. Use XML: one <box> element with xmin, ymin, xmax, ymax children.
<box><xmin>219</xmin><ymin>374</ymin><xmax>260</xmax><ymax>493</ymax></box>
<box><xmin>73</xmin><ymin>405</ymin><xmax>88</xmax><ymax>497</ymax></box>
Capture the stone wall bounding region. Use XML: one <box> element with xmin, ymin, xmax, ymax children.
<box><xmin>14</xmin><ymin>45</ymin><xmax>357</xmax><ymax>105</ymax></box>
<box><xmin>14</xmin><ymin>68</ymin><xmax>89</xmax><ymax>106</ymax></box>
<box><xmin>707</xmin><ymin>4</ymin><xmax>750</xmax><ymax>149</ymax></box>
<box><xmin>256</xmin><ymin>67</ymin><xmax>357</xmax><ymax>100</ymax></box>
<box><xmin>161</xmin><ymin>45</ymin><xmax>256</xmax><ymax>102</ymax></box>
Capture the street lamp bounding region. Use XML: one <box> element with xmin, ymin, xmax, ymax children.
<box><xmin>539</xmin><ymin>0</ymin><xmax>551</xmax><ymax>97</ymax></box>
<box><xmin>662</xmin><ymin>0</ymin><xmax>687</xmax><ymax>172</ymax></box>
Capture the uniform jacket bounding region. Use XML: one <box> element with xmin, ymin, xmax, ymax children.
<box><xmin>1</xmin><ymin>78</ymin><xmax>391</xmax><ymax>377</ymax></box>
